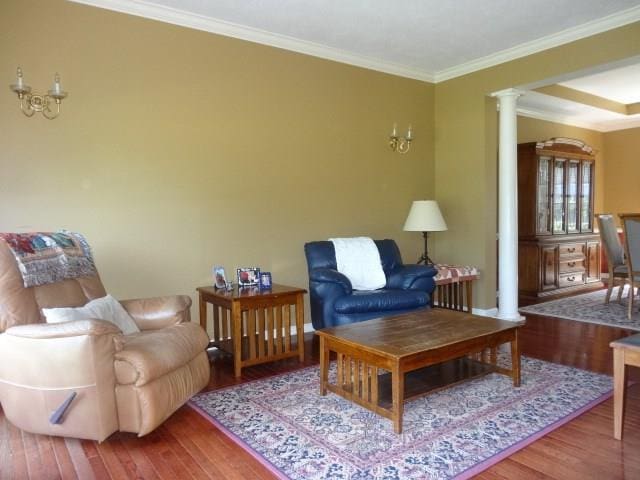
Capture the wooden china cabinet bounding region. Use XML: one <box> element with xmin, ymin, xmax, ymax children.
<box><xmin>517</xmin><ymin>138</ymin><xmax>602</xmax><ymax>300</ymax></box>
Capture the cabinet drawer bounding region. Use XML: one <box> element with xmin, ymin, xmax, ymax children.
<box><xmin>559</xmin><ymin>259</ymin><xmax>585</xmax><ymax>273</ymax></box>
<box><xmin>559</xmin><ymin>243</ymin><xmax>585</xmax><ymax>257</ymax></box>
<box><xmin>559</xmin><ymin>272</ymin><xmax>585</xmax><ymax>288</ymax></box>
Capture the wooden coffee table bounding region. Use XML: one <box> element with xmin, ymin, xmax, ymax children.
<box><xmin>315</xmin><ymin>309</ymin><xmax>523</xmax><ymax>433</ymax></box>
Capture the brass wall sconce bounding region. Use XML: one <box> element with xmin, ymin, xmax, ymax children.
<box><xmin>389</xmin><ymin>123</ymin><xmax>413</xmax><ymax>154</ymax></box>
<box><xmin>9</xmin><ymin>67</ymin><xmax>68</xmax><ymax>120</ymax></box>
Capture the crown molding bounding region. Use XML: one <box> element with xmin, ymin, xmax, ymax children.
<box><xmin>69</xmin><ymin>0</ymin><xmax>436</xmax><ymax>83</ymax></box>
<box><xmin>69</xmin><ymin>1</ymin><xmax>640</xmax><ymax>84</ymax></box>
<box><xmin>434</xmin><ymin>5</ymin><xmax>640</xmax><ymax>83</ymax></box>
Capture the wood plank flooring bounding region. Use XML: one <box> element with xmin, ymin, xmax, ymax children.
<box><xmin>1</xmin><ymin>312</ymin><xmax>639</xmax><ymax>480</ymax></box>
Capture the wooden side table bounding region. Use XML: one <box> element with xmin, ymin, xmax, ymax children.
<box><xmin>197</xmin><ymin>283</ymin><xmax>307</xmax><ymax>377</ymax></box>
<box><xmin>610</xmin><ymin>333</ymin><xmax>640</xmax><ymax>440</ymax></box>
<box><xmin>432</xmin><ymin>264</ymin><xmax>480</xmax><ymax>312</ymax></box>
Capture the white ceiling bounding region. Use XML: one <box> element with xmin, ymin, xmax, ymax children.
<box><xmin>518</xmin><ymin>60</ymin><xmax>640</xmax><ymax>132</ymax></box>
<box><xmin>517</xmin><ymin>89</ymin><xmax>640</xmax><ymax>132</ymax></box>
<box><xmin>73</xmin><ymin>0</ymin><xmax>640</xmax><ymax>82</ymax></box>
<box><xmin>560</xmin><ymin>63</ymin><xmax>640</xmax><ymax>104</ymax></box>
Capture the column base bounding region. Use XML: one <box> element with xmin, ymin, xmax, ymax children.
<box><xmin>496</xmin><ymin>311</ymin><xmax>526</xmax><ymax>322</ymax></box>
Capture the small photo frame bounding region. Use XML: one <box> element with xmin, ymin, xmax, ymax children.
<box><xmin>213</xmin><ymin>266</ymin><xmax>227</xmax><ymax>289</ymax></box>
<box><xmin>259</xmin><ymin>271</ymin><xmax>272</xmax><ymax>290</ymax></box>
<box><xmin>237</xmin><ymin>267</ymin><xmax>260</xmax><ymax>287</ymax></box>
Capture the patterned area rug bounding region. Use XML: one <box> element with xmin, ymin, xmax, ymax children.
<box><xmin>519</xmin><ymin>286</ymin><xmax>640</xmax><ymax>331</ymax></box>
<box><xmin>190</xmin><ymin>357</ymin><xmax>611</xmax><ymax>480</ymax></box>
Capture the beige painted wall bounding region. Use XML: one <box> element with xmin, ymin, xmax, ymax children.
<box><xmin>434</xmin><ymin>22</ymin><xmax>640</xmax><ymax>309</ymax></box>
<box><xmin>0</xmin><ymin>0</ymin><xmax>435</xmax><ymax>323</ymax></box>
<box><xmin>2</xmin><ymin>0</ymin><xmax>639</xmax><ymax>318</ymax></box>
<box><xmin>603</xmin><ymin>126</ymin><xmax>640</xmax><ymax>217</ymax></box>
<box><xmin>517</xmin><ymin>116</ymin><xmax>606</xmax><ymax>216</ymax></box>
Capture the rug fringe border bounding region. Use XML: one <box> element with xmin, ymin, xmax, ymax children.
<box><xmin>188</xmin><ymin>401</ymin><xmax>290</xmax><ymax>480</ymax></box>
<box><xmin>453</xmin><ymin>389</ymin><xmax>613</xmax><ymax>480</ymax></box>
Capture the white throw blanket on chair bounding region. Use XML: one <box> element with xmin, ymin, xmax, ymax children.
<box><xmin>329</xmin><ymin>237</ymin><xmax>386</xmax><ymax>290</ymax></box>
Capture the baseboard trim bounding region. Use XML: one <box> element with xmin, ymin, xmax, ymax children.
<box><xmin>472</xmin><ymin>307</ymin><xmax>500</xmax><ymax>318</ymax></box>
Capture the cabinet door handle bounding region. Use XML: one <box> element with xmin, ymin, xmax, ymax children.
<box><xmin>568</xmin><ymin>261</ymin><xmax>575</xmax><ymax>267</ymax></box>
<box><xmin>568</xmin><ymin>276</ymin><xmax>575</xmax><ymax>282</ymax></box>
<box><xmin>568</xmin><ymin>247</ymin><xmax>575</xmax><ymax>253</ymax></box>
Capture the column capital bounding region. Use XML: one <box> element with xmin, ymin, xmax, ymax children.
<box><xmin>490</xmin><ymin>88</ymin><xmax>524</xmax><ymax>99</ymax></box>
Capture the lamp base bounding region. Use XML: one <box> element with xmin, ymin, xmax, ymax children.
<box><xmin>417</xmin><ymin>254</ymin><xmax>436</xmax><ymax>266</ymax></box>
<box><xmin>416</xmin><ymin>231</ymin><xmax>436</xmax><ymax>266</ymax></box>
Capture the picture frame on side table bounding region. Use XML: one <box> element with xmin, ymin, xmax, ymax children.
<box><xmin>259</xmin><ymin>271</ymin><xmax>272</xmax><ymax>290</ymax></box>
<box><xmin>237</xmin><ymin>267</ymin><xmax>260</xmax><ymax>287</ymax></box>
<box><xmin>213</xmin><ymin>266</ymin><xmax>227</xmax><ymax>289</ymax></box>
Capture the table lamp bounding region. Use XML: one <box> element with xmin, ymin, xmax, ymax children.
<box><xmin>403</xmin><ymin>200</ymin><xmax>448</xmax><ymax>265</ymax></box>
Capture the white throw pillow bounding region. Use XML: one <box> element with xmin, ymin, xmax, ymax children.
<box><xmin>43</xmin><ymin>294</ymin><xmax>140</xmax><ymax>335</ymax></box>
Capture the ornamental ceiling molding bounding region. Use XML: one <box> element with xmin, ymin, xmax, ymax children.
<box><xmin>69</xmin><ymin>0</ymin><xmax>435</xmax><ymax>82</ymax></box>
<box><xmin>71</xmin><ymin>0</ymin><xmax>640</xmax><ymax>84</ymax></box>
<box><xmin>434</xmin><ymin>5</ymin><xmax>640</xmax><ymax>82</ymax></box>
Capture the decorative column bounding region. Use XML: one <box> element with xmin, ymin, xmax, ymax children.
<box><xmin>491</xmin><ymin>88</ymin><xmax>523</xmax><ymax>321</ymax></box>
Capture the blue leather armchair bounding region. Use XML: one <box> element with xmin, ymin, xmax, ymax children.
<box><xmin>304</xmin><ymin>239</ymin><xmax>437</xmax><ymax>329</ymax></box>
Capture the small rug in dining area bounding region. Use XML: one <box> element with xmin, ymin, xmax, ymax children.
<box><xmin>189</xmin><ymin>357</ymin><xmax>611</xmax><ymax>480</ymax></box>
<box><xmin>519</xmin><ymin>286</ymin><xmax>640</xmax><ymax>331</ymax></box>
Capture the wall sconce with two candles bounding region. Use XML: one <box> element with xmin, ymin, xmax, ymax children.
<box><xmin>9</xmin><ymin>67</ymin><xmax>68</xmax><ymax>120</ymax></box>
<box><xmin>389</xmin><ymin>123</ymin><xmax>413</xmax><ymax>154</ymax></box>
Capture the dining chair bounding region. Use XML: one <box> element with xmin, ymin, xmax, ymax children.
<box><xmin>597</xmin><ymin>214</ymin><xmax>628</xmax><ymax>304</ymax></box>
<box><xmin>619</xmin><ymin>213</ymin><xmax>640</xmax><ymax>319</ymax></box>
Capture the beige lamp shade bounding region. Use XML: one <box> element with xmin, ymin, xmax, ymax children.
<box><xmin>403</xmin><ymin>200</ymin><xmax>447</xmax><ymax>232</ymax></box>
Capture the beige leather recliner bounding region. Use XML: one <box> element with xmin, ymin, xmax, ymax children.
<box><xmin>0</xmin><ymin>239</ymin><xmax>210</xmax><ymax>441</ymax></box>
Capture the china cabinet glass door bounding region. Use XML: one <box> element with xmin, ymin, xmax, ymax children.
<box><xmin>552</xmin><ymin>159</ymin><xmax>566</xmax><ymax>234</ymax></box>
<box><xmin>581</xmin><ymin>161</ymin><xmax>593</xmax><ymax>232</ymax></box>
<box><xmin>566</xmin><ymin>160</ymin><xmax>579</xmax><ymax>233</ymax></box>
<box><xmin>536</xmin><ymin>156</ymin><xmax>552</xmax><ymax>234</ymax></box>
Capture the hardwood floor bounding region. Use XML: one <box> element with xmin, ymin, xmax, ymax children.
<box><xmin>1</xmin><ymin>314</ymin><xmax>639</xmax><ymax>480</ymax></box>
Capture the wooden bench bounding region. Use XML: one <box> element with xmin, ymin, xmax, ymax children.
<box><xmin>432</xmin><ymin>264</ymin><xmax>479</xmax><ymax>312</ymax></box>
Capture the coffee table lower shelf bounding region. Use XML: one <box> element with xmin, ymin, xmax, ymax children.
<box><xmin>321</xmin><ymin>355</ymin><xmax>511</xmax><ymax>431</ymax></box>
<box><xmin>375</xmin><ymin>357</ymin><xmax>498</xmax><ymax>409</ymax></box>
